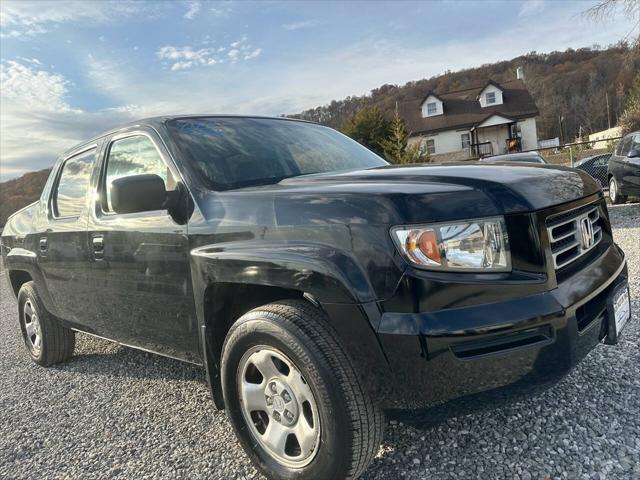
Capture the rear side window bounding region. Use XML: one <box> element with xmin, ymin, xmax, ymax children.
<box><xmin>53</xmin><ymin>148</ymin><xmax>96</xmax><ymax>218</ymax></box>
<box><xmin>103</xmin><ymin>135</ymin><xmax>175</xmax><ymax>212</ymax></box>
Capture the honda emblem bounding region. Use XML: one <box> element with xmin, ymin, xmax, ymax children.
<box><xmin>579</xmin><ymin>216</ymin><xmax>594</xmax><ymax>249</ymax></box>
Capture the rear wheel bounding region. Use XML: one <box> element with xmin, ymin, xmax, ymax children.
<box><xmin>609</xmin><ymin>176</ymin><xmax>627</xmax><ymax>204</ymax></box>
<box><xmin>18</xmin><ymin>282</ymin><xmax>75</xmax><ymax>366</ymax></box>
<box><xmin>221</xmin><ymin>300</ymin><xmax>384</xmax><ymax>480</ymax></box>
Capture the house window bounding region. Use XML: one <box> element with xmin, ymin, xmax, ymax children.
<box><xmin>426</xmin><ymin>102</ymin><xmax>437</xmax><ymax>116</ymax></box>
<box><xmin>461</xmin><ymin>133</ymin><xmax>471</xmax><ymax>149</ymax></box>
<box><xmin>425</xmin><ymin>139</ymin><xmax>435</xmax><ymax>155</ymax></box>
<box><xmin>486</xmin><ymin>92</ymin><xmax>496</xmax><ymax>105</ymax></box>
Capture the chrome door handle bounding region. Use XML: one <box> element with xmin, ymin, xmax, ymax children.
<box><xmin>39</xmin><ymin>237</ymin><xmax>48</xmax><ymax>252</ymax></box>
<box><xmin>92</xmin><ymin>235</ymin><xmax>104</xmax><ymax>260</ymax></box>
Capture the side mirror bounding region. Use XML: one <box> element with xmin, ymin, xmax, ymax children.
<box><xmin>111</xmin><ymin>174</ymin><xmax>167</xmax><ymax>214</ymax></box>
<box><xmin>628</xmin><ymin>148</ymin><xmax>640</xmax><ymax>159</ymax></box>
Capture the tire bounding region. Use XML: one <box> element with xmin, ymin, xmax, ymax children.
<box><xmin>609</xmin><ymin>176</ymin><xmax>627</xmax><ymax>204</ymax></box>
<box><xmin>221</xmin><ymin>299</ymin><xmax>384</xmax><ymax>480</ymax></box>
<box><xmin>18</xmin><ymin>281</ymin><xmax>75</xmax><ymax>366</ymax></box>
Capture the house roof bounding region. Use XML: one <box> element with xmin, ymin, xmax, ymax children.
<box><xmin>475</xmin><ymin>80</ymin><xmax>503</xmax><ymax>98</ymax></box>
<box><xmin>419</xmin><ymin>90</ymin><xmax>444</xmax><ymax>105</ymax></box>
<box><xmin>399</xmin><ymin>79</ymin><xmax>539</xmax><ymax>135</ymax></box>
<box><xmin>475</xmin><ymin>112</ymin><xmax>519</xmax><ymax>128</ymax></box>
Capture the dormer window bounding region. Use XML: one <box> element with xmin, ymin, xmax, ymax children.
<box><xmin>421</xmin><ymin>93</ymin><xmax>443</xmax><ymax>118</ymax></box>
<box><xmin>479</xmin><ymin>83</ymin><xmax>503</xmax><ymax>107</ymax></box>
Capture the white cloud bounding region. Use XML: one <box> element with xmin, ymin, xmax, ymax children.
<box><xmin>157</xmin><ymin>45</ymin><xmax>216</xmax><ymax>69</ymax></box>
<box><xmin>227</xmin><ymin>49</ymin><xmax>240</xmax><ymax>61</ymax></box>
<box><xmin>0</xmin><ymin>0</ymin><xmax>146</xmax><ymax>38</ymax></box>
<box><xmin>0</xmin><ymin>60</ymin><xmax>74</xmax><ymax>112</ymax></box>
<box><xmin>283</xmin><ymin>20</ymin><xmax>315</xmax><ymax>31</ymax></box>
<box><xmin>0</xmin><ymin>60</ymin><xmax>138</xmax><ymax>180</ymax></box>
<box><xmin>519</xmin><ymin>0</ymin><xmax>546</xmax><ymax>18</ymax></box>
<box><xmin>184</xmin><ymin>0</ymin><xmax>201</xmax><ymax>20</ymax></box>
<box><xmin>16</xmin><ymin>57</ymin><xmax>42</xmax><ymax>66</ymax></box>
<box><xmin>244</xmin><ymin>48</ymin><xmax>262</xmax><ymax>60</ymax></box>
<box><xmin>157</xmin><ymin>37</ymin><xmax>262</xmax><ymax>70</ymax></box>
<box><xmin>210</xmin><ymin>2</ymin><xmax>233</xmax><ymax>17</ymax></box>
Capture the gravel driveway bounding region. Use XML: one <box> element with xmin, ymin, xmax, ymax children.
<box><xmin>1</xmin><ymin>203</ymin><xmax>638</xmax><ymax>480</ymax></box>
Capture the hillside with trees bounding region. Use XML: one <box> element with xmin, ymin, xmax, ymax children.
<box><xmin>291</xmin><ymin>44</ymin><xmax>639</xmax><ymax>143</ymax></box>
<box><xmin>0</xmin><ymin>169</ymin><xmax>50</xmax><ymax>227</ymax></box>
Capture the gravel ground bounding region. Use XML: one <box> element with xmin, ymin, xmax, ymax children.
<box><xmin>1</xmin><ymin>203</ymin><xmax>638</xmax><ymax>480</ymax></box>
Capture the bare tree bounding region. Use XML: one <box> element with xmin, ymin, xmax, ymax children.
<box><xmin>584</xmin><ymin>0</ymin><xmax>640</xmax><ymax>22</ymax></box>
<box><xmin>583</xmin><ymin>0</ymin><xmax>639</xmax><ymax>49</ymax></box>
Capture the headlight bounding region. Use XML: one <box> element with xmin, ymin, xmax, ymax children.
<box><xmin>391</xmin><ymin>217</ymin><xmax>511</xmax><ymax>272</ymax></box>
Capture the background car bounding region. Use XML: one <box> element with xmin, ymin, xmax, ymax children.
<box><xmin>607</xmin><ymin>131</ymin><xmax>640</xmax><ymax>204</ymax></box>
<box><xmin>479</xmin><ymin>152</ymin><xmax>547</xmax><ymax>164</ymax></box>
<box><xmin>574</xmin><ymin>153</ymin><xmax>611</xmax><ymax>188</ymax></box>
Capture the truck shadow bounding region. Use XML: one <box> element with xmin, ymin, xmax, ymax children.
<box><xmin>54</xmin><ymin>338</ymin><xmax>206</xmax><ymax>383</ymax></box>
<box><xmin>384</xmin><ymin>377</ymin><xmax>559</xmax><ymax>430</ymax></box>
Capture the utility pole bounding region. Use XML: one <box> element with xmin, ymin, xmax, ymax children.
<box><xmin>605</xmin><ymin>92</ymin><xmax>611</xmax><ymax>129</ymax></box>
<box><xmin>558</xmin><ymin>114</ymin><xmax>564</xmax><ymax>145</ymax></box>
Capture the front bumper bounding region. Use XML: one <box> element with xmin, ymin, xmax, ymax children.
<box><xmin>376</xmin><ymin>244</ymin><xmax>629</xmax><ymax>409</ymax></box>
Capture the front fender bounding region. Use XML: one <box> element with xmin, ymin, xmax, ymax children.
<box><xmin>190</xmin><ymin>241</ymin><xmax>377</xmax><ymax>304</ymax></box>
<box><xmin>189</xmin><ymin>241</ymin><xmax>383</xmax><ymax>409</ymax></box>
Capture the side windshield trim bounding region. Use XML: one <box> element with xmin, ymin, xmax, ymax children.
<box><xmin>49</xmin><ymin>144</ymin><xmax>97</xmax><ymax>221</ymax></box>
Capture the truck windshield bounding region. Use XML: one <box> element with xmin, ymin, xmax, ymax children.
<box><xmin>167</xmin><ymin>117</ymin><xmax>388</xmax><ymax>190</ymax></box>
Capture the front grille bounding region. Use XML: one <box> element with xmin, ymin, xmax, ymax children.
<box><xmin>546</xmin><ymin>203</ymin><xmax>603</xmax><ymax>270</ymax></box>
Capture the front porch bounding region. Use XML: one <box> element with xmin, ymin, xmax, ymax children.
<box><xmin>468</xmin><ymin>114</ymin><xmax>522</xmax><ymax>158</ymax></box>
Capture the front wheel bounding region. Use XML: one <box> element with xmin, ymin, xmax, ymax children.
<box><xmin>221</xmin><ymin>300</ymin><xmax>384</xmax><ymax>480</ymax></box>
<box><xmin>609</xmin><ymin>176</ymin><xmax>627</xmax><ymax>204</ymax></box>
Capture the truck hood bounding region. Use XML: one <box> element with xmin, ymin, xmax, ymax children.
<box><xmin>193</xmin><ymin>163</ymin><xmax>602</xmax><ymax>228</ymax></box>
<box><xmin>278</xmin><ymin>163</ymin><xmax>601</xmax><ymax>214</ymax></box>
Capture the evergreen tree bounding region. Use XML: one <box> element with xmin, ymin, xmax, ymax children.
<box><xmin>380</xmin><ymin>112</ymin><xmax>430</xmax><ymax>164</ymax></box>
<box><xmin>619</xmin><ymin>74</ymin><xmax>640</xmax><ymax>136</ymax></box>
<box><xmin>341</xmin><ymin>106</ymin><xmax>391</xmax><ymax>155</ymax></box>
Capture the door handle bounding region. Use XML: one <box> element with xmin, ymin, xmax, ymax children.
<box><xmin>39</xmin><ymin>237</ymin><xmax>48</xmax><ymax>253</ymax></box>
<box><xmin>92</xmin><ymin>235</ymin><xmax>104</xmax><ymax>260</ymax></box>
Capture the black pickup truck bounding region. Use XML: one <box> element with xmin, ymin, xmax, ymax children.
<box><xmin>1</xmin><ymin>116</ymin><xmax>632</xmax><ymax>480</ymax></box>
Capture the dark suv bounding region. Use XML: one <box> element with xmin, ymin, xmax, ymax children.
<box><xmin>608</xmin><ymin>130</ymin><xmax>640</xmax><ymax>204</ymax></box>
<box><xmin>1</xmin><ymin>116</ymin><xmax>632</xmax><ymax>480</ymax></box>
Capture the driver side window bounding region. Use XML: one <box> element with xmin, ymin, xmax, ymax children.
<box><xmin>103</xmin><ymin>135</ymin><xmax>175</xmax><ymax>212</ymax></box>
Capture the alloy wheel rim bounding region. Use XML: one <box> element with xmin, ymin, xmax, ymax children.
<box><xmin>237</xmin><ymin>346</ymin><xmax>320</xmax><ymax>468</ymax></box>
<box><xmin>23</xmin><ymin>300</ymin><xmax>42</xmax><ymax>355</ymax></box>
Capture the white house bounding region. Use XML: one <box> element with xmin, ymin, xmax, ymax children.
<box><xmin>400</xmin><ymin>78</ymin><xmax>539</xmax><ymax>161</ymax></box>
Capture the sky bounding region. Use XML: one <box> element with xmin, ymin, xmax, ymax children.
<box><xmin>0</xmin><ymin>0</ymin><xmax>633</xmax><ymax>180</ymax></box>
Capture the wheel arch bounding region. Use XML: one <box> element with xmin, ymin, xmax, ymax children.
<box><xmin>8</xmin><ymin>269</ymin><xmax>33</xmax><ymax>298</ymax></box>
<box><xmin>201</xmin><ymin>281</ymin><xmax>309</xmax><ymax>409</ymax></box>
